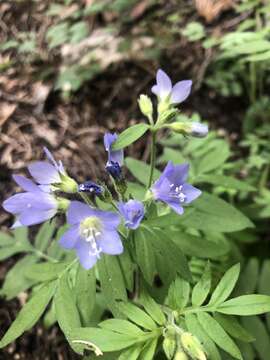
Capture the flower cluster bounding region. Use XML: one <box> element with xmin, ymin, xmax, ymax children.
<box><xmin>2</xmin><ymin>69</ymin><xmax>204</xmax><ymax>269</ymax></box>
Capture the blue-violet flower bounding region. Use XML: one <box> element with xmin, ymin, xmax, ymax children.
<box><xmin>59</xmin><ymin>201</ymin><xmax>123</xmax><ymax>269</ymax></box>
<box><xmin>151</xmin><ymin>161</ymin><xmax>201</xmax><ymax>215</ymax></box>
<box><xmin>28</xmin><ymin>147</ymin><xmax>77</xmax><ymax>193</ymax></box>
<box><xmin>118</xmin><ymin>200</ymin><xmax>144</xmax><ymax>229</ymax></box>
<box><xmin>152</xmin><ymin>69</ymin><xmax>192</xmax><ymax>105</ymax></box>
<box><xmin>3</xmin><ymin>175</ymin><xmax>59</xmax><ymax>227</ymax></box>
<box><xmin>104</xmin><ymin>133</ymin><xmax>123</xmax><ymax>165</ymax></box>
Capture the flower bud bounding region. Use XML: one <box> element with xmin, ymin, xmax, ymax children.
<box><xmin>138</xmin><ymin>94</ymin><xmax>153</xmax><ymax>119</ymax></box>
<box><xmin>106</xmin><ymin>161</ymin><xmax>122</xmax><ymax>180</ymax></box>
<box><xmin>156</xmin><ymin>108</ymin><xmax>178</xmax><ymax>126</ymax></box>
<box><xmin>79</xmin><ymin>181</ymin><xmax>104</xmax><ymax>196</ymax></box>
<box><xmin>180</xmin><ymin>332</ymin><xmax>207</xmax><ymax>360</ymax></box>
<box><xmin>58</xmin><ymin>174</ymin><xmax>78</xmax><ymax>193</ymax></box>
<box><xmin>189</xmin><ymin>122</ymin><xmax>208</xmax><ymax>138</ymax></box>
<box><xmin>167</xmin><ymin>122</ymin><xmax>208</xmax><ymax>138</ymax></box>
<box><xmin>173</xmin><ymin>350</ymin><xmax>189</xmax><ymax>360</ymax></box>
<box><xmin>57</xmin><ymin>197</ymin><xmax>70</xmax><ymax>211</ymax></box>
<box><xmin>163</xmin><ymin>337</ymin><xmax>177</xmax><ymax>359</ymax></box>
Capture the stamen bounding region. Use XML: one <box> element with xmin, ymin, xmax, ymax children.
<box><xmin>170</xmin><ymin>184</ymin><xmax>186</xmax><ymax>203</ymax></box>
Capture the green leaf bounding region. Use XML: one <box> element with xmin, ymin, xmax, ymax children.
<box><xmin>152</xmin><ymin>229</ymin><xmax>192</xmax><ymax>282</ymax></box>
<box><xmin>99</xmin><ymin>319</ymin><xmax>144</xmax><ymax>336</ymax></box>
<box><xmin>139</xmin><ymin>338</ymin><xmax>158</xmax><ymax>360</ymax></box>
<box><xmin>196</xmin><ymin>174</ymin><xmax>255</xmax><ymax>192</ymax></box>
<box><xmin>118</xmin><ymin>302</ymin><xmax>157</xmax><ymax>331</ymax></box>
<box><xmin>185</xmin><ymin>314</ymin><xmax>221</xmax><ymax>360</ymax></box>
<box><xmin>258</xmin><ymin>260</ymin><xmax>270</xmax><ymax>295</ymax></box>
<box><xmin>70</xmin><ymin>327</ymin><xmax>139</xmax><ymax>352</ymax></box>
<box><xmin>0</xmin><ymin>281</ymin><xmax>56</xmax><ymax>348</ymax></box>
<box><xmin>118</xmin><ymin>249</ymin><xmax>135</xmax><ymax>292</ymax></box>
<box><xmin>214</xmin><ymin>314</ymin><xmax>254</xmax><ymax>343</ymax></box>
<box><xmin>55</xmin><ymin>271</ymin><xmax>81</xmax><ymax>353</ymax></box>
<box><xmin>125</xmin><ymin>158</ymin><xmax>160</xmax><ymax>186</ymax></box>
<box><xmin>98</xmin><ymin>255</ymin><xmax>127</xmax><ymax>317</ymax></box>
<box><xmin>112</xmin><ymin>124</ymin><xmax>150</xmax><ymax>150</ymax></box>
<box><xmin>169</xmin><ymin>230</ymin><xmax>229</xmax><ymax>259</ymax></box>
<box><xmin>196</xmin><ymin>142</ymin><xmax>230</xmax><ymax>174</ymax></box>
<box><xmin>0</xmin><ymin>255</ymin><xmax>38</xmax><ymax>300</ymax></box>
<box><xmin>192</xmin><ymin>262</ymin><xmax>211</xmax><ymax>306</ymax></box>
<box><xmin>166</xmin><ymin>277</ymin><xmax>190</xmax><ymax>311</ymax></box>
<box><xmin>197</xmin><ymin>312</ymin><xmax>243</xmax><ymax>359</ymax></box>
<box><xmin>181</xmin><ymin>193</ymin><xmax>253</xmax><ymax>233</ymax></box>
<box><xmin>26</xmin><ymin>262</ymin><xmax>70</xmax><ymax>282</ymax></box>
<box><xmin>242</xmin><ymin>316</ymin><xmax>270</xmax><ymax>359</ymax></box>
<box><xmin>134</xmin><ymin>228</ymin><xmax>156</xmax><ymax>285</ymax></box>
<box><xmin>34</xmin><ymin>220</ymin><xmax>55</xmax><ymax>251</ymax></box>
<box><xmin>216</xmin><ymin>295</ymin><xmax>270</xmax><ymax>315</ymax></box>
<box><xmin>75</xmin><ymin>266</ymin><xmax>96</xmax><ymax>326</ymax></box>
<box><xmin>209</xmin><ymin>264</ymin><xmax>240</xmax><ymax>306</ymax></box>
<box><xmin>118</xmin><ymin>345</ymin><xmax>142</xmax><ymax>360</ymax></box>
<box><xmin>235</xmin><ymin>258</ymin><xmax>259</xmax><ymax>295</ymax></box>
<box><xmin>0</xmin><ymin>232</ymin><xmax>15</xmax><ymax>247</ymax></box>
<box><xmin>139</xmin><ymin>290</ymin><xmax>166</xmax><ymax>326</ymax></box>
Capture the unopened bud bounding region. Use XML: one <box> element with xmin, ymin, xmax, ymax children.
<box><xmin>138</xmin><ymin>94</ymin><xmax>153</xmax><ymax>119</ymax></box>
<box><xmin>174</xmin><ymin>350</ymin><xmax>189</xmax><ymax>360</ymax></box>
<box><xmin>189</xmin><ymin>122</ymin><xmax>208</xmax><ymax>138</ymax></box>
<box><xmin>157</xmin><ymin>107</ymin><xmax>178</xmax><ymax>126</ymax></box>
<box><xmin>181</xmin><ymin>332</ymin><xmax>207</xmax><ymax>360</ymax></box>
<box><xmin>58</xmin><ymin>174</ymin><xmax>78</xmax><ymax>193</ymax></box>
<box><xmin>79</xmin><ymin>181</ymin><xmax>103</xmax><ymax>196</ymax></box>
<box><xmin>163</xmin><ymin>337</ymin><xmax>177</xmax><ymax>359</ymax></box>
<box><xmin>167</xmin><ymin>122</ymin><xmax>208</xmax><ymax>138</ymax></box>
<box><xmin>57</xmin><ymin>197</ymin><xmax>70</xmax><ymax>211</ymax></box>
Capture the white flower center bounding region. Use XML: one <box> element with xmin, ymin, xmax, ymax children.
<box><xmin>170</xmin><ymin>183</ymin><xmax>186</xmax><ymax>203</ymax></box>
<box><xmin>80</xmin><ymin>217</ymin><xmax>103</xmax><ymax>258</ymax></box>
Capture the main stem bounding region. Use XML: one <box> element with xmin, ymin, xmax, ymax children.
<box><xmin>148</xmin><ymin>131</ymin><xmax>156</xmax><ymax>188</ymax></box>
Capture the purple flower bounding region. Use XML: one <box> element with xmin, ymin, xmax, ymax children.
<box><xmin>104</xmin><ymin>133</ymin><xmax>124</xmax><ymax>166</ymax></box>
<box><xmin>151</xmin><ymin>69</ymin><xmax>192</xmax><ymax>105</ymax></box>
<box><xmin>151</xmin><ymin>161</ymin><xmax>201</xmax><ymax>215</ymax></box>
<box><xmin>79</xmin><ymin>181</ymin><xmax>103</xmax><ymax>195</ymax></box>
<box><xmin>2</xmin><ymin>175</ymin><xmax>58</xmax><ymax>228</ymax></box>
<box><xmin>118</xmin><ymin>200</ymin><xmax>144</xmax><ymax>229</ymax></box>
<box><xmin>27</xmin><ymin>147</ymin><xmax>78</xmax><ymax>193</ymax></box>
<box><xmin>59</xmin><ymin>201</ymin><xmax>123</xmax><ymax>269</ymax></box>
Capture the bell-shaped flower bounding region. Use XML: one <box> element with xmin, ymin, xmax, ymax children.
<box><xmin>59</xmin><ymin>201</ymin><xmax>123</xmax><ymax>269</ymax></box>
<box><xmin>104</xmin><ymin>133</ymin><xmax>124</xmax><ymax>165</ymax></box>
<box><xmin>151</xmin><ymin>69</ymin><xmax>192</xmax><ymax>105</ymax></box>
<box><xmin>28</xmin><ymin>147</ymin><xmax>78</xmax><ymax>193</ymax></box>
<box><xmin>151</xmin><ymin>161</ymin><xmax>201</xmax><ymax>215</ymax></box>
<box><xmin>118</xmin><ymin>200</ymin><xmax>144</xmax><ymax>229</ymax></box>
<box><xmin>2</xmin><ymin>175</ymin><xmax>60</xmax><ymax>227</ymax></box>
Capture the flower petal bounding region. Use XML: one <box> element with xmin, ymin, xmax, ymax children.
<box><xmin>99</xmin><ymin>229</ymin><xmax>123</xmax><ymax>255</ymax></box>
<box><xmin>156</xmin><ymin>69</ymin><xmax>172</xmax><ymax>98</ymax></box>
<box><xmin>167</xmin><ymin>201</ymin><xmax>184</xmax><ymax>215</ymax></box>
<box><xmin>171</xmin><ymin>80</ymin><xmax>192</xmax><ymax>104</ymax></box>
<box><xmin>97</xmin><ymin>210</ymin><xmax>120</xmax><ymax>230</ymax></box>
<box><xmin>170</xmin><ymin>163</ymin><xmax>190</xmax><ymax>185</ymax></box>
<box><xmin>28</xmin><ymin>161</ymin><xmax>61</xmax><ymax>184</ymax></box>
<box><xmin>75</xmin><ymin>240</ymin><xmax>98</xmax><ymax>270</ymax></box>
<box><xmin>19</xmin><ymin>208</ymin><xmax>57</xmax><ymax>226</ymax></box>
<box><xmin>59</xmin><ymin>225</ymin><xmax>80</xmax><ymax>249</ymax></box>
<box><xmin>3</xmin><ymin>192</ymin><xmax>56</xmax><ymax>214</ymax></box>
<box><xmin>182</xmin><ymin>183</ymin><xmax>202</xmax><ymax>204</ymax></box>
<box><xmin>13</xmin><ymin>175</ymin><xmax>40</xmax><ymax>193</ymax></box>
<box><xmin>67</xmin><ymin>201</ymin><xmax>94</xmax><ymax>225</ymax></box>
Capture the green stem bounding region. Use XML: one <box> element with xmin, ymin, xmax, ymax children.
<box><xmin>148</xmin><ymin>131</ymin><xmax>157</xmax><ymax>188</ymax></box>
<box><xmin>79</xmin><ymin>192</ymin><xmax>94</xmax><ymax>207</ymax></box>
<box><xmin>31</xmin><ymin>248</ymin><xmax>58</xmax><ymax>263</ymax></box>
